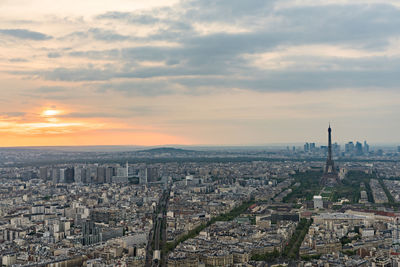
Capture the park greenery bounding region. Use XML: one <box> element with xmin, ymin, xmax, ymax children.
<box><xmin>330</xmin><ymin>171</ymin><xmax>375</xmax><ymax>203</ymax></box>
<box><xmin>42</xmin><ymin>195</ymin><xmax>52</xmax><ymax>200</ymax></box>
<box><xmin>282</xmin><ymin>218</ymin><xmax>313</xmax><ymax>259</ymax></box>
<box><xmin>251</xmin><ymin>218</ymin><xmax>313</xmax><ymax>261</ymax></box>
<box><xmin>283</xmin><ymin>171</ymin><xmax>323</xmax><ymax>203</ymax></box>
<box><xmin>340</xmin><ymin>234</ymin><xmax>360</xmax><ymax>245</ymax></box>
<box><xmin>300</xmin><ymin>254</ymin><xmax>321</xmax><ymax>261</ymax></box>
<box><xmin>283</xmin><ymin>170</ymin><xmax>380</xmax><ymax>205</ymax></box>
<box><xmin>251</xmin><ymin>249</ymin><xmax>280</xmax><ymax>261</ymax></box>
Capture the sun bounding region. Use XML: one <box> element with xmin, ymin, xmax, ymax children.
<box><xmin>42</xmin><ymin>109</ymin><xmax>60</xmax><ymax>116</ymax></box>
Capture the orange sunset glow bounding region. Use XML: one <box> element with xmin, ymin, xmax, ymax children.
<box><xmin>0</xmin><ymin>106</ymin><xmax>190</xmax><ymax>146</ymax></box>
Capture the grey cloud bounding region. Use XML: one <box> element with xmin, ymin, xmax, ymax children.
<box><xmin>60</xmin><ymin>106</ymin><xmax>158</xmax><ymax>118</ymax></box>
<box><xmin>59</xmin><ymin>28</ymin><xmax>130</xmax><ymax>42</ymax></box>
<box><xmin>40</xmin><ymin>67</ymin><xmax>114</xmax><ymax>82</ymax></box>
<box><xmin>48</xmin><ymin>52</ymin><xmax>61</xmax><ymax>58</ymax></box>
<box><xmin>97</xmin><ymin>80</ymin><xmax>178</xmax><ymax>96</ymax></box>
<box><xmin>60</xmin><ymin>112</ymin><xmax>122</xmax><ymax>118</ymax></box>
<box><xmin>173</xmin><ymin>69</ymin><xmax>400</xmax><ymax>92</ymax></box>
<box><xmin>36</xmin><ymin>86</ymin><xmax>67</xmax><ymax>93</ymax></box>
<box><xmin>72</xmin><ymin>3</ymin><xmax>400</xmax><ymax>64</ymax></box>
<box><xmin>96</xmin><ymin>8</ymin><xmax>193</xmax><ymax>40</ymax></box>
<box><xmin>69</xmin><ymin>49</ymin><xmax>120</xmax><ymax>60</ymax></box>
<box><xmin>274</xmin><ymin>4</ymin><xmax>400</xmax><ymax>50</ymax></box>
<box><xmin>10</xmin><ymin>1</ymin><xmax>400</xmax><ymax>96</ymax></box>
<box><xmin>18</xmin><ymin>53</ymin><xmax>400</xmax><ymax>93</ymax></box>
<box><xmin>127</xmin><ymin>106</ymin><xmax>160</xmax><ymax>116</ymax></box>
<box><xmin>9</xmin><ymin>58</ymin><xmax>29</xmax><ymax>62</ymax></box>
<box><xmin>61</xmin><ymin>31</ymin><xmax>88</xmax><ymax>40</ymax></box>
<box><xmin>1</xmin><ymin>19</ymin><xmax>36</xmax><ymax>24</ymax></box>
<box><xmin>166</xmin><ymin>59</ymin><xmax>180</xmax><ymax>66</ymax></box>
<box><xmin>89</xmin><ymin>2</ymin><xmax>400</xmax><ymax>54</ymax></box>
<box><xmin>24</xmin><ymin>63</ymin><xmax>227</xmax><ymax>81</ymax></box>
<box><xmin>0</xmin><ymin>112</ymin><xmax>26</xmax><ymax>118</ymax></box>
<box><xmin>97</xmin><ymin>1</ymin><xmax>275</xmax><ymax>25</ymax></box>
<box><xmin>182</xmin><ymin>0</ymin><xmax>276</xmax><ymax>23</ymax></box>
<box><xmin>61</xmin><ymin>28</ymin><xmax>129</xmax><ymax>42</ymax></box>
<box><xmin>88</xmin><ymin>28</ymin><xmax>129</xmax><ymax>41</ymax></box>
<box><xmin>96</xmin><ymin>11</ymin><xmax>161</xmax><ymax>24</ymax></box>
<box><xmin>0</xmin><ymin>29</ymin><xmax>52</xmax><ymax>40</ymax></box>
<box><xmin>10</xmin><ymin>68</ymin><xmax>113</xmax><ymax>82</ymax></box>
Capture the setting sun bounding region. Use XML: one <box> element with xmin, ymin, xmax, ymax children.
<box><xmin>42</xmin><ymin>109</ymin><xmax>60</xmax><ymax>117</ymax></box>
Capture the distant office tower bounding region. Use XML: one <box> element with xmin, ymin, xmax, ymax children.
<box><xmin>139</xmin><ymin>170</ymin><xmax>147</xmax><ymax>184</ymax></box>
<box><xmin>310</xmin><ymin>143</ymin><xmax>316</xmax><ymax>151</ymax></box>
<box><xmin>355</xmin><ymin>142</ymin><xmax>363</xmax><ymax>156</ymax></box>
<box><xmin>52</xmin><ymin>168</ymin><xmax>60</xmax><ymax>183</ymax></box>
<box><xmin>321</xmin><ymin>124</ymin><xmax>339</xmax><ymax>186</ymax></box>
<box><xmin>75</xmin><ymin>167</ymin><xmax>89</xmax><ymax>184</ymax></box>
<box><xmin>364</xmin><ymin>141</ymin><xmax>369</xmax><ymax>154</ymax></box>
<box><xmin>96</xmin><ymin>167</ymin><xmax>106</xmax><ymax>183</ymax></box>
<box><xmin>304</xmin><ymin>143</ymin><xmax>309</xmax><ymax>152</ymax></box>
<box><xmin>139</xmin><ymin>167</ymin><xmax>159</xmax><ymax>184</ymax></box>
<box><xmin>105</xmin><ymin>167</ymin><xmax>115</xmax><ymax>183</ymax></box>
<box><xmin>81</xmin><ymin>221</ymin><xmax>102</xmax><ymax>246</ymax></box>
<box><xmin>146</xmin><ymin>167</ymin><xmax>159</xmax><ymax>182</ymax></box>
<box><xmin>305</xmin><ymin>143</ymin><xmax>316</xmax><ymax>152</ymax></box>
<box><xmin>39</xmin><ymin>167</ymin><xmax>48</xmax><ymax>180</ymax></box>
<box><xmin>345</xmin><ymin>142</ymin><xmax>354</xmax><ymax>154</ymax></box>
<box><xmin>60</xmin><ymin>169</ymin><xmax>66</xmax><ymax>183</ymax></box>
<box><xmin>58</xmin><ymin>167</ymin><xmax>74</xmax><ymax>183</ymax></box>
<box><xmin>89</xmin><ymin>167</ymin><xmax>97</xmax><ymax>183</ymax></box>
<box><xmin>64</xmin><ymin>167</ymin><xmax>75</xmax><ymax>183</ymax></box>
<box><xmin>83</xmin><ymin>168</ymin><xmax>91</xmax><ymax>184</ymax></box>
<box><xmin>116</xmin><ymin>167</ymin><xmax>127</xmax><ymax>177</ymax></box>
<box><xmin>332</xmin><ymin>142</ymin><xmax>340</xmax><ymax>154</ymax></box>
<box><xmin>74</xmin><ymin>167</ymin><xmax>82</xmax><ymax>183</ymax></box>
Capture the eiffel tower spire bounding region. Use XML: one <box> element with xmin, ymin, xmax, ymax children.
<box><xmin>328</xmin><ymin>124</ymin><xmax>332</xmax><ymax>162</ymax></box>
<box><xmin>321</xmin><ymin>124</ymin><xmax>339</xmax><ymax>186</ymax></box>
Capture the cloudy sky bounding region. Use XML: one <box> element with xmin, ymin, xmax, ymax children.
<box><xmin>0</xmin><ymin>0</ymin><xmax>399</xmax><ymax>146</ymax></box>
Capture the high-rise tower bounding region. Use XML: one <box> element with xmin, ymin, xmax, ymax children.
<box><xmin>325</xmin><ymin>125</ymin><xmax>335</xmax><ymax>174</ymax></box>
<box><xmin>321</xmin><ymin>124</ymin><xmax>339</xmax><ymax>185</ymax></box>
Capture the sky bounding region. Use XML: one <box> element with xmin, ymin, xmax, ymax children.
<box><xmin>1</xmin><ymin>0</ymin><xmax>400</xmax><ymax>146</ymax></box>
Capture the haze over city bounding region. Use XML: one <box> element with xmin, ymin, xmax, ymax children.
<box><xmin>1</xmin><ymin>0</ymin><xmax>400</xmax><ymax>146</ymax></box>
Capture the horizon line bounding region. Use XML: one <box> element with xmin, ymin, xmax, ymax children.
<box><xmin>1</xmin><ymin>142</ymin><xmax>400</xmax><ymax>149</ymax></box>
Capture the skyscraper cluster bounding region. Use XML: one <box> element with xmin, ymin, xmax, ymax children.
<box><xmin>303</xmin><ymin>142</ymin><xmax>340</xmax><ymax>155</ymax></box>
<box><xmin>38</xmin><ymin>164</ymin><xmax>137</xmax><ymax>184</ymax></box>
<box><xmin>303</xmin><ymin>140</ymin><xmax>369</xmax><ymax>157</ymax></box>
<box><xmin>344</xmin><ymin>140</ymin><xmax>369</xmax><ymax>156</ymax></box>
<box><xmin>303</xmin><ymin>142</ymin><xmax>316</xmax><ymax>152</ymax></box>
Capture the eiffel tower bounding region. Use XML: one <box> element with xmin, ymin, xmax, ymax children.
<box><xmin>320</xmin><ymin>124</ymin><xmax>340</xmax><ymax>186</ymax></box>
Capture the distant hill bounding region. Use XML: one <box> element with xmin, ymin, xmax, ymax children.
<box><xmin>137</xmin><ymin>147</ymin><xmax>197</xmax><ymax>153</ymax></box>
